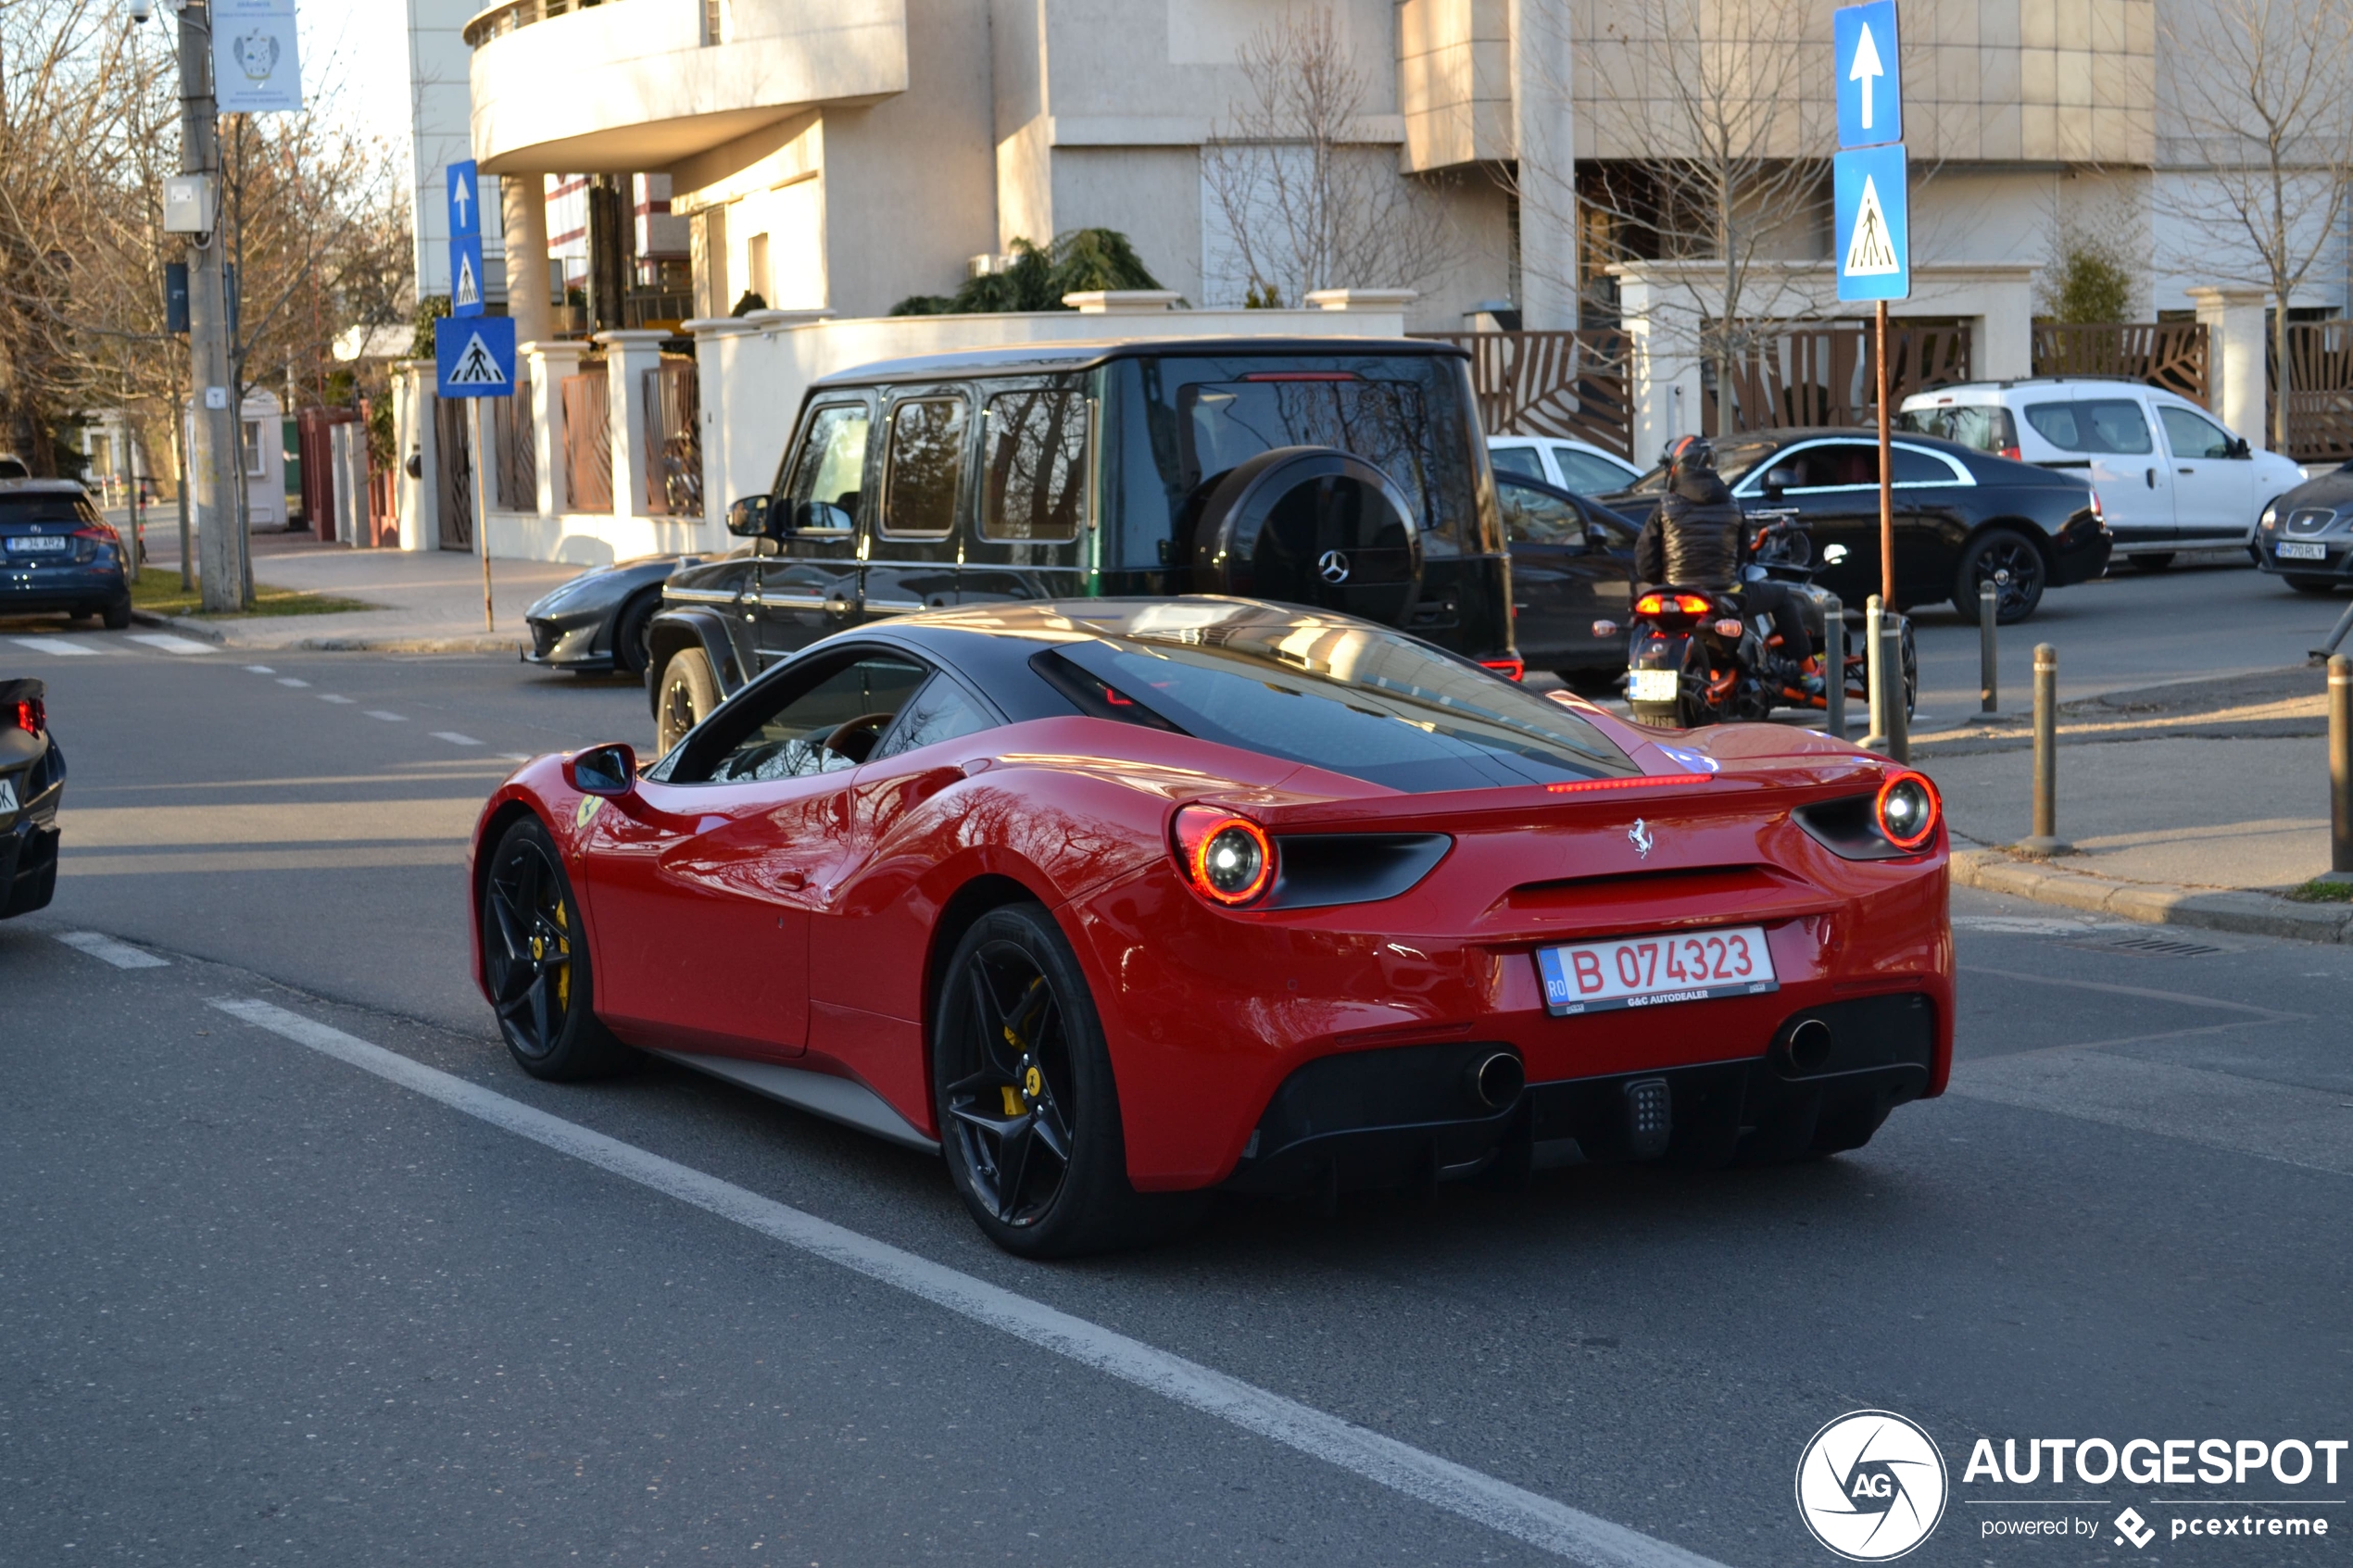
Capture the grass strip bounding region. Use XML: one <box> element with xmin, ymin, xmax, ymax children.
<box><xmin>132</xmin><ymin>567</ymin><xmax>378</xmax><ymax>619</ymax></box>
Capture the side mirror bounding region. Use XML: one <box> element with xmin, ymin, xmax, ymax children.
<box><xmin>724</xmin><ymin>495</ymin><xmax>772</xmax><ymax>538</ymax></box>
<box><xmin>2229</xmin><ymin>437</ymin><xmax>2253</xmax><ymax>459</ymax></box>
<box><xmin>1585</xmin><ymin>523</ymin><xmax>1614</xmax><ymax>548</ymax></box>
<box><xmin>1763</xmin><ymin>466</ymin><xmax>1797</xmax><ymax>495</ymax></box>
<box><xmin>564</xmin><ymin>742</ymin><xmax>638</xmax><ymax>797</ymax></box>
<box><xmin>1822</xmin><ymin>543</ymin><xmax>1851</xmax><ymax>565</ymax></box>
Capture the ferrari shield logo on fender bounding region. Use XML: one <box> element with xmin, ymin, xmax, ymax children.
<box><xmin>1627</xmin><ymin>818</ymin><xmax>1654</xmax><ymax>859</ymax></box>
<box><xmin>1317</xmin><ymin>550</ymin><xmax>1352</xmax><ymax>583</ymax></box>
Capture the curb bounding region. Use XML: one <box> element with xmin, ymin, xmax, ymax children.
<box><xmin>127</xmin><ymin>608</ymin><xmax>520</xmax><ymax>655</ymax></box>
<box><xmin>127</xmin><ymin>608</ymin><xmax>224</xmax><ymax>643</ymax></box>
<box><xmin>1950</xmin><ymin>847</ymin><xmax>2353</xmax><ymax>945</ymax></box>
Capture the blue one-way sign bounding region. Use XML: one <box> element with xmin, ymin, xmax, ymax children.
<box><xmin>435</xmin><ymin>315</ymin><xmax>516</xmax><ymax>399</ymax></box>
<box><xmin>447</xmin><ymin>159</ymin><xmax>481</xmax><ymax>239</ymax></box>
<box><xmin>1834</xmin><ymin>143</ymin><xmax>1910</xmax><ymax>301</ymax></box>
<box><xmin>1834</xmin><ymin>0</ymin><xmax>1902</xmax><ymax>148</ymax></box>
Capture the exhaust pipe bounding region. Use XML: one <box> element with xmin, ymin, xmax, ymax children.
<box><xmin>1779</xmin><ymin>1017</ymin><xmax>1833</xmax><ymax>1076</ymax></box>
<box><xmin>1464</xmin><ymin>1049</ymin><xmax>1526</xmax><ymax>1112</ymax></box>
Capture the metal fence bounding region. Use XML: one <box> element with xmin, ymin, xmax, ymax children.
<box><xmin>1706</xmin><ymin>322</ymin><xmax>1973</xmax><ymax>433</ymax></box>
<box><xmin>560</xmin><ymin>363</ymin><xmax>611</xmax><ymax>513</ymax></box>
<box><xmin>1412</xmin><ymin>331</ymin><xmax>1636</xmax><ymax>458</ymax></box>
<box><xmin>643</xmin><ymin>358</ymin><xmax>701</xmax><ymax>516</ymax></box>
<box><xmin>492</xmin><ymin>375</ymin><xmax>536</xmax><ymax>511</ymax></box>
<box><xmin>2031</xmin><ymin>322</ymin><xmax>2208</xmax><ymax>405</ymax></box>
<box><xmin>2275</xmin><ymin>322</ymin><xmax>2353</xmax><ymax>462</ymax></box>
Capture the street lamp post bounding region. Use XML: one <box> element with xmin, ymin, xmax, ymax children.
<box><xmin>169</xmin><ymin>0</ymin><xmax>247</xmax><ymax>613</ymax></box>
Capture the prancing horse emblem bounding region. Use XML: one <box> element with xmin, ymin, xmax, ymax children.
<box><xmin>1628</xmin><ymin>818</ymin><xmax>1655</xmax><ymax>859</ymax></box>
<box><xmin>1317</xmin><ymin>549</ymin><xmax>1352</xmax><ymax>583</ymax></box>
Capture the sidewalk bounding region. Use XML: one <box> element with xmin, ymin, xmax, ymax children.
<box><xmin>135</xmin><ymin>531</ymin><xmax>585</xmax><ymax>653</ymax></box>
<box><xmin>1906</xmin><ymin>665</ymin><xmax>2352</xmax><ymax>942</ymax></box>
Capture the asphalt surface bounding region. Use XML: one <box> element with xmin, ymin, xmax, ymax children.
<box><xmin>5</xmin><ymin>599</ymin><xmax>2349</xmax><ymax>1567</ymax></box>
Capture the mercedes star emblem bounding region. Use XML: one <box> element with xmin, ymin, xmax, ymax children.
<box><xmin>1627</xmin><ymin>818</ymin><xmax>1655</xmax><ymax>859</ymax></box>
<box><xmin>1317</xmin><ymin>549</ymin><xmax>1352</xmax><ymax>583</ymax></box>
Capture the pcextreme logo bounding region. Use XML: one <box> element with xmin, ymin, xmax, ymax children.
<box><xmin>1796</xmin><ymin>1410</ymin><xmax>1951</xmax><ymax>1562</ymax></box>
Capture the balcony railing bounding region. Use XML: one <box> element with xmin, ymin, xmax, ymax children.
<box><xmin>465</xmin><ymin>0</ymin><xmax>720</xmax><ymax>47</ymax></box>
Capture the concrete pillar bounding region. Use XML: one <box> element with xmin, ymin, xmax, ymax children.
<box><xmin>1509</xmin><ymin>0</ymin><xmax>1578</xmax><ymax>330</ymax></box>
<box><xmin>1973</xmin><ymin>271</ymin><xmax>2037</xmax><ymax>381</ymax></box>
<box><xmin>523</xmin><ymin>339</ymin><xmax>588</xmax><ymax>515</ymax></box>
<box><xmin>594</xmin><ymin>329</ymin><xmax>670</xmax><ymax>518</ymax></box>
<box><xmin>684</xmin><ymin>316</ymin><xmax>758</xmax><ymax>533</ymax></box>
<box><xmin>2188</xmin><ymin>285</ymin><xmax>2270</xmax><ymax>445</ymax></box>
<box><xmin>1611</xmin><ymin>267</ymin><xmax>1700</xmax><ymax>464</ymax></box>
<box><xmin>501</xmin><ymin>174</ymin><xmax>554</xmax><ymax>350</ymax></box>
<box><xmin>395</xmin><ymin>360</ymin><xmax>435</xmax><ymax>550</ymax></box>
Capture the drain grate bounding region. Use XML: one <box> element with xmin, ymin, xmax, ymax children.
<box><xmin>2065</xmin><ymin>933</ymin><xmax>2232</xmax><ymax>959</ymax></box>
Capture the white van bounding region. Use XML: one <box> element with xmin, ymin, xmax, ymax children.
<box><xmin>1488</xmin><ymin>434</ymin><xmax>1642</xmax><ymax>495</ymax></box>
<box><xmin>1896</xmin><ymin>379</ymin><xmax>2302</xmax><ymax>569</ymax></box>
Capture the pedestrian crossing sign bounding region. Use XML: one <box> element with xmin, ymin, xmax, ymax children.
<box><xmin>1834</xmin><ymin>143</ymin><xmax>1910</xmax><ymax>301</ymax></box>
<box><xmin>435</xmin><ymin>315</ymin><xmax>517</xmax><ymax>398</ymax></box>
<box><xmin>449</xmin><ymin>232</ymin><xmax>486</xmax><ymax>320</ymax></box>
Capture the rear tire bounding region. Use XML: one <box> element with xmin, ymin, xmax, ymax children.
<box><xmin>1952</xmin><ymin>527</ymin><xmax>2047</xmax><ymax>623</ymax></box>
<box><xmin>101</xmin><ymin>596</ymin><xmax>132</xmax><ymax>630</ymax></box>
<box><xmin>933</xmin><ymin>903</ymin><xmax>1201</xmax><ymax>1258</ymax></box>
<box><xmin>2129</xmin><ymin>553</ymin><xmax>2176</xmax><ymax>571</ymax></box>
<box><xmin>2284</xmin><ymin>573</ymin><xmax>2343</xmax><ymax>595</ymax></box>
<box><xmin>480</xmin><ymin>817</ymin><xmax>634</xmax><ymax>1081</ymax></box>
<box><xmin>653</xmin><ymin>646</ymin><xmax>719</xmax><ymax>753</ymax></box>
<box><xmin>611</xmin><ymin>591</ymin><xmax>657</xmax><ymax>679</ymax></box>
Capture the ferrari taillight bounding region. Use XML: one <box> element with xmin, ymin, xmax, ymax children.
<box><xmin>1480</xmin><ymin>658</ymin><xmax>1525</xmax><ymax>682</ymax></box>
<box><xmin>12</xmin><ymin>698</ymin><xmax>43</xmax><ymax>735</ymax></box>
<box><xmin>1875</xmin><ymin>770</ymin><xmax>1941</xmax><ymax>851</ymax></box>
<box><xmin>1172</xmin><ymin>804</ymin><xmax>1275</xmax><ymax>907</ymax></box>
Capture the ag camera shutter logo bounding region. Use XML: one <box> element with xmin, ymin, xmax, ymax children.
<box><xmin>1795</xmin><ymin>1410</ymin><xmax>1949</xmax><ymax>1561</ymax></box>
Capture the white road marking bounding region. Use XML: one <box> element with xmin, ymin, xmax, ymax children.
<box><xmin>364</xmin><ymin>710</ymin><xmax>407</xmax><ymax>722</ymax></box>
<box><xmin>55</xmin><ymin>931</ymin><xmax>169</xmax><ymax>969</ymax></box>
<box><xmin>276</xmin><ymin>677</ymin><xmax>309</xmax><ymax>687</ymax></box>
<box><xmin>244</xmin><ymin>664</ymin><xmax>274</xmax><ymax>674</ymax></box>
<box><xmin>319</xmin><ymin>695</ymin><xmax>355</xmax><ymax>705</ymax></box>
<box><xmin>208</xmin><ymin>997</ymin><xmax>1728</xmax><ymax>1568</ymax></box>
<box><xmin>127</xmin><ymin>633</ymin><xmax>212</xmax><ymax>655</ymax></box>
<box><xmin>431</xmin><ymin>732</ymin><xmax>484</xmax><ymax>746</ymax></box>
<box><xmin>9</xmin><ymin>636</ymin><xmax>99</xmax><ymax>656</ymax></box>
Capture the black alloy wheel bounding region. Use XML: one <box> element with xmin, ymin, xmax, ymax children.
<box><xmin>933</xmin><ymin>904</ymin><xmax>1198</xmax><ymax>1257</ymax></box>
<box><xmin>481</xmin><ymin>818</ymin><xmax>631</xmax><ymax>1080</ymax></box>
<box><xmin>655</xmin><ymin>646</ymin><xmax>718</xmax><ymax>753</ymax></box>
<box><xmin>1952</xmin><ymin>527</ymin><xmax>2047</xmax><ymax>623</ymax></box>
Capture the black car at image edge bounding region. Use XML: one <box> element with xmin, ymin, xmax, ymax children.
<box><xmin>2254</xmin><ymin>462</ymin><xmax>2353</xmax><ymax>593</ymax></box>
<box><xmin>1601</xmin><ymin>426</ymin><xmax>2110</xmax><ymax>623</ymax></box>
<box><xmin>0</xmin><ymin>677</ymin><xmax>63</xmax><ymax>919</ymax></box>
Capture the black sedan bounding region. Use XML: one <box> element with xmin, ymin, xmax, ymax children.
<box><xmin>522</xmin><ymin>554</ymin><xmax>700</xmax><ymax>677</ymax></box>
<box><xmin>1495</xmin><ymin>472</ymin><xmax>1640</xmax><ymax>693</ymax></box>
<box><xmin>2</xmin><ymin>677</ymin><xmax>62</xmax><ymax>918</ymax></box>
<box><xmin>1601</xmin><ymin>429</ymin><xmax>2110</xmax><ymax>623</ymax></box>
<box><xmin>2254</xmin><ymin>463</ymin><xmax>2353</xmax><ymax>593</ymax></box>
<box><xmin>2</xmin><ymin>480</ymin><xmax>131</xmax><ymax>629</ymax></box>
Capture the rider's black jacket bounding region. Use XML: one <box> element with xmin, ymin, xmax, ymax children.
<box><xmin>1635</xmin><ymin>470</ymin><xmax>1746</xmax><ymax>589</ymax></box>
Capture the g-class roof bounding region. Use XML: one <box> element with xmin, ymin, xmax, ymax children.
<box><xmin>807</xmin><ymin>335</ymin><xmax>1466</xmax><ymax>388</ymax></box>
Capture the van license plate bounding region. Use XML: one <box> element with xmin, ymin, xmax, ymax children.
<box><xmin>1628</xmin><ymin>669</ymin><xmax>1680</xmax><ymax>703</ymax></box>
<box><xmin>2277</xmin><ymin>541</ymin><xmax>2328</xmax><ymax>561</ymax></box>
<box><xmin>1535</xmin><ymin>926</ymin><xmax>1779</xmax><ymax>1016</ymax></box>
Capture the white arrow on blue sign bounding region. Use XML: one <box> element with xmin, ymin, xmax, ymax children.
<box><xmin>1834</xmin><ymin>143</ymin><xmax>1910</xmax><ymax>301</ymax></box>
<box><xmin>447</xmin><ymin>159</ymin><xmax>482</xmax><ymax>240</ymax></box>
<box><xmin>1833</xmin><ymin>0</ymin><xmax>1902</xmax><ymax>149</ymax></box>
<box><xmin>435</xmin><ymin>315</ymin><xmax>516</xmax><ymax>399</ymax></box>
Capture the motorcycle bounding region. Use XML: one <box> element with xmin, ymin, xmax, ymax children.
<box><xmin>1617</xmin><ymin>519</ymin><xmax>1916</xmax><ymax>731</ymax></box>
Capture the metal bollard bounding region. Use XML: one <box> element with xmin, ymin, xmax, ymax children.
<box><xmin>2020</xmin><ymin>642</ymin><xmax>2069</xmax><ymax>856</ymax></box>
<box><xmin>1881</xmin><ymin>614</ymin><xmax>1909</xmax><ymax>764</ymax></box>
<box><xmin>1823</xmin><ymin>593</ymin><xmax>1846</xmax><ymax>739</ymax></box>
<box><xmin>1979</xmin><ymin>583</ymin><xmax>1999</xmax><ymax>714</ymax></box>
<box><xmin>1862</xmin><ymin>595</ymin><xmax>1886</xmax><ymax>752</ymax></box>
<box><xmin>2332</xmin><ymin>656</ymin><xmax>2352</xmax><ymax>875</ymax></box>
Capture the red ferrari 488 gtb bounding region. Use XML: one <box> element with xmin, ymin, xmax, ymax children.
<box><xmin>470</xmin><ymin>597</ymin><xmax>1951</xmax><ymax>1256</ymax></box>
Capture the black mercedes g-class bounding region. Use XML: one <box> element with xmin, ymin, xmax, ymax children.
<box><xmin>645</xmin><ymin>337</ymin><xmax>1516</xmax><ymax>748</ymax></box>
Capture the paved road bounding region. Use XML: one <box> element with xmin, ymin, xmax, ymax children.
<box><xmin>5</xmin><ymin>627</ymin><xmax>2348</xmax><ymax>1565</ymax></box>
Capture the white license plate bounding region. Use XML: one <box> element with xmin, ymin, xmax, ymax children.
<box><xmin>2277</xmin><ymin>540</ymin><xmax>2329</xmax><ymax>560</ymax></box>
<box><xmin>4</xmin><ymin>536</ymin><xmax>68</xmax><ymax>553</ymax></box>
<box><xmin>1628</xmin><ymin>668</ymin><xmax>1680</xmax><ymax>703</ymax></box>
<box><xmin>1535</xmin><ymin>925</ymin><xmax>1779</xmax><ymax>1016</ymax></box>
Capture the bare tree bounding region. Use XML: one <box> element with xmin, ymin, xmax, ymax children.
<box><xmin>1202</xmin><ymin>6</ymin><xmax>1456</xmax><ymax>307</ymax></box>
<box><xmin>1508</xmin><ymin>0</ymin><xmax>1828</xmax><ymax>437</ymax></box>
<box><xmin>2160</xmin><ymin>0</ymin><xmax>2353</xmax><ymax>448</ymax></box>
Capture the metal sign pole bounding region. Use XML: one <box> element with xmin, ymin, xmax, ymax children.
<box><xmin>1876</xmin><ymin>300</ymin><xmax>1894</xmax><ymax>608</ymax></box>
<box><xmin>472</xmin><ymin>398</ymin><xmax>495</xmax><ymax>633</ymax></box>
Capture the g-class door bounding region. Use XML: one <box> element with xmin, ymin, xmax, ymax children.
<box><xmin>750</xmin><ymin>397</ymin><xmax>871</xmax><ymax>669</ymax></box>
<box><xmin>958</xmin><ymin>381</ymin><xmax>1091</xmax><ymax>608</ymax></box>
<box><xmin>860</xmin><ymin>389</ymin><xmax>968</xmax><ymax>622</ymax></box>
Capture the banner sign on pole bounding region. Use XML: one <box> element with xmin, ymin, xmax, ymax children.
<box><xmin>211</xmin><ymin>0</ymin><xmax>305</xmax><ymax>115</ymax></box>
<box><xmin>1834</xmin><ymin>144</ymin><xmax>1910</xmax><ymax>302</ymax></box>
<box><xmin>435</xmin><ymin>316</ymin><xmax>517</xmax><ymax>399</ymax></box>
<box><xmin>1833</xmin><ymin>0</ymin><xmax>1901</xmax><ymax>148</ymax></box>
<box><xmin>449</xmin><ymin>233</ymin><xmax>486</xmax><ymax>318</ymax></box>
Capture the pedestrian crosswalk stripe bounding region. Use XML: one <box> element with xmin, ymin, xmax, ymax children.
<box><xmin>128</xmin><ymin>633</ymin><xmax>212</xmax><ymax>655</ymax></box>
<box><xmin>56</xmin><ymin>932</ymin><xmax>170</xmax><ymax>969</ymax></box>
<box><xmin>9</xmin><ymin>636</ymin><xmax>99</xmax><ymax>656</ymax></box>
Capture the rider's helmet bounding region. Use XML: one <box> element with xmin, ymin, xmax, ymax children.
<box><xmin>1662</xmin><ymin>433</ymin><xmax>1717</xmax><ymax>476</ymax></box>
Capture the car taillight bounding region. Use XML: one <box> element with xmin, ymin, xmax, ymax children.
<box><xmin>1480</xmin><ymin>657</ymin><xmax>1525</xmax><ymax>682</ymax></box>
<box><xmin>13</xmin><ymin>698</ymin><xmax>44</xmax><ymax>735</ymax></box>
<box><xmin>1875</xmin><ymin>770</ymin><xmax>1941</xmax><ymax>851</ymax></box>
<box><xmin>1172</xmin><ymin>804</ymin><xmax>1275</xmax><ymax>906</ymax></box>
<box><xmin>1998</xmin><ymin>445</ymin><xmax>2021</xmax><ymax>461</ymax></box>
<box><xmin>70</xmin><ymin>523</ymin><xmax>120</xmax><ymax>544</ymax></box>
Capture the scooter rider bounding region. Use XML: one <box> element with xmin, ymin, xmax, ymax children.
<box><xmin>1634</xmin><ymin>434</ymin><xmax>1821</xmax><ymax>693</ymax></box>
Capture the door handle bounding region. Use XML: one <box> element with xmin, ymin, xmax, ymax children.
<box><xmin>2179</xmin><ymin>467</ymin><xmax>2195</xmax><ymax>475</ymax></box>
<box><xmin>772</xmin><ymin>868</ymin><xmax>810</xmax><ymax>890</ymax></box>
<box><xmin>2145</xmin><ymin>468</ymin><xmax>2157</xmax><ymax>487</ymax></box>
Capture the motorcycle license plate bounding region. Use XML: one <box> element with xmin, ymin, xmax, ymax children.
<box><xmin>1535</xmin><ymin>925</ymin><xmax>1779</xmax><ymax>1016</ymax></box>
<box><xmin>1628</xmin><ymin>669</ymin><xmax>1680</xmax><ymax>703</ymax></box>
<box><xmin>2277</xmin><ymin>541</ymin><xmax>2328</xmax><ymax>561</ymax></box>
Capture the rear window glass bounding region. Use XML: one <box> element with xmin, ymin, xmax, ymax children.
<box><xmin>1041</xmin><ymin>604</ymin><xmax>1637</xmax><ymax>794</ymax></box>
<box><xmin>0</xmin><ymin>495</ymin><xmax>99</xmax><ymax>525</ymax></box>
<box><xmin>1895</xmin><ymin>404</ymin><xmax>2017</xmax><ymax>452</ymax></box>
<box><xmin>2023</xmin><ymin>399</ymin><xmax>2153</xmax><ymax>455</ymax></box>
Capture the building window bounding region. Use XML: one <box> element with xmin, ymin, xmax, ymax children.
<box><xmin>747</xmin><ymin>232</ymin><xmax>771</xmax><ymax>306</ymax></box>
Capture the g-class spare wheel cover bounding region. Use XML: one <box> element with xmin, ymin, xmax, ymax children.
<box><xmin>1189</xmin><ymin>445</ymin><xmax>1423</xmax><ymax>625</ymax></box>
